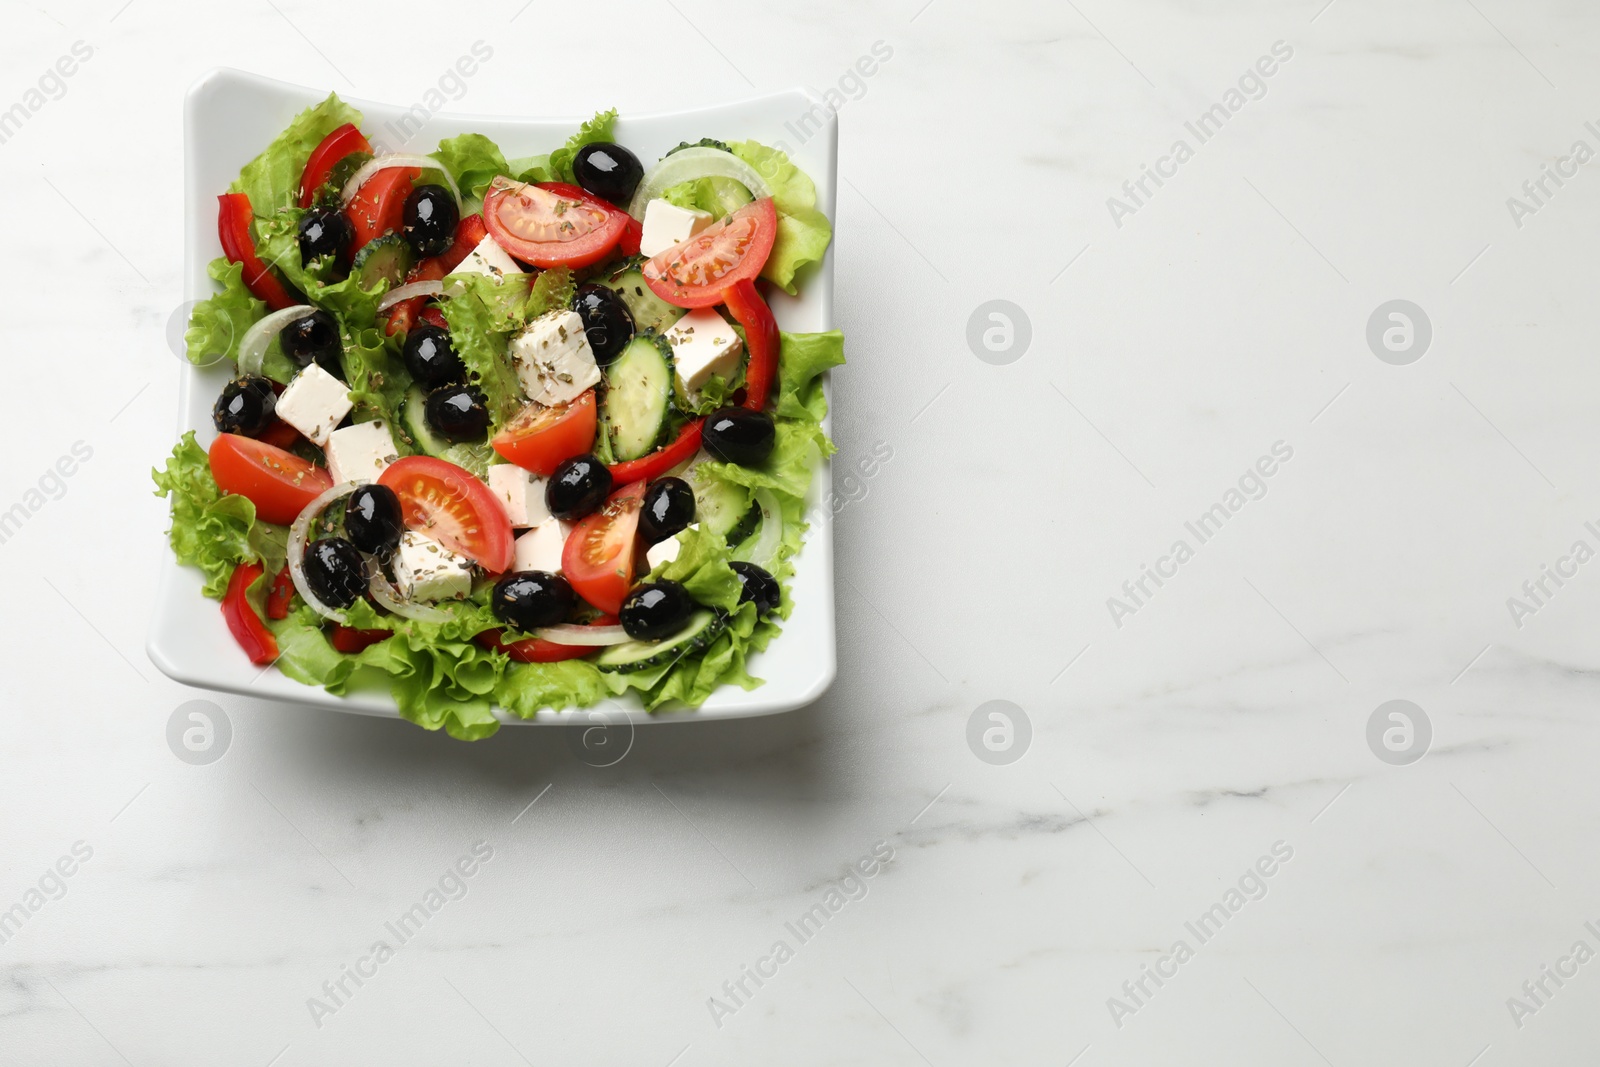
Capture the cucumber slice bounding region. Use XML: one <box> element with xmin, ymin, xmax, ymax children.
<box><xmin>602</xmin><ymin>334</ymin><xmax>674</xmax><ymax>462</ymax></box>
<box><xmin>399</xmin><ymin>385</ymin><xmax>451</xmax><ymax>457</ymax></box>
<box><xmin>600</xmin><ymin>265</ymin><xmax>686</xmax><ymax>335</ymax></box>
<box><xmin>352</xmin><ymin>233</ymin><xmax>415</xmax><ymax>291</ymax></box>
<box><xmin>686</xmin><ymin>464</ymin><xmax>752</xmax><ymax>539</ymax></box>
<box><xmin>595</xmin><ymin>610</ymin><xmax>725</xmax><ymax>672</ymax></box>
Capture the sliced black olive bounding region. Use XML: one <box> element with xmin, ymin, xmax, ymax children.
<box><xmin>572</xmin><ymin>142</ymin><xmax>644</xmax><ymax>205</ymax></box>
<box><xmin>280</xmin><ymin>310</ymin><xmax>344</xmax><ymax>378</ymax></box>
<box><xmin>730</xmin><ymin>561</ymin><xmax>779</xmax><ymax>618</ymax></box>
<box><xmin>343</xmin><ymin>485</ymin><xmax>404</xmax><ymax>557</ymax></box>
<box><xmin>702</xmin><ymin>406</ymin><xmax>775</xmax><ymax>467</ymax></box>
<box><xmin>303</xmin><ymin>537</ymin><xmax>367</xmax><ymax>609</ymax></box>
<box><xmin>492</xmin><ymin>571</ymin><xmax>577</xmax><ymax>631</ymax></box>
<box><xmin>402</xmin><ymin>184</ymin><xmax>459</xmax><ymax>257</ymax></box>
<box><xmin>638</xmin><ymin>477</ymin><xmax>695</xmax><ymax>543</ymax></box>
<box><xmin>213</xmin><ymin>376</ymin><xmax>276</xmax><ymax>437</ymax></box>
<box><xmin>570</xmin><ymin>283</ymin><xmax>635</xmax><ymax>367</ymax></box>
<box><xmin>402</xmin><ymin>324</ymin><xmax>464</xmax><ymax>388</ymax></box>
<box><xmin>619</xmin><ymin>580</ymin><xmax>695</xmax><ymax>640</ymax></box>
<box><xmin>546</xmin><ymin>454</ymin><xmax>612</xmax><ymax>520</ymax></box>
<box><xmin>297</xmin><ymin>208</ymin><xmax>354</xmax><ymax>269</ymax></box>
<box><xmin>425</xmin><ymin>385</ymin><xmax>490</xmax><ymax>442</ymax></box>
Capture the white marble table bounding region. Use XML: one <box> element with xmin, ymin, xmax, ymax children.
<box><xmin>4</xmin><ymin>0</ymin><xmax>1600</xmax><ymax>1063</ymax></box>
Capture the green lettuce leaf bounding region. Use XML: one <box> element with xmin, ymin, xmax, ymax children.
<box><xmin>231</xmin><ymin>93</ymin><xmax>363</xmax><ymax>216</ymax></box>
<box><xmin>774</xmin><ymin>330</ymin><xmax>845</xmax><ymax>420</ymax></box>
<box><xmin>728</xmin><ymin>141</ymin><xmax>832</xmax><ymax>293</ymax></box>
<box><xmin>432</xmin><ymin>133</ymin><xmax>509</xmax><ymax>206</ymax></box>
<box><xmin>185</xmin><ymin>258</ymin><xmax>264</xmax><ymax>367</ymax></box>
<box><xmin>153</xmin><ymin>432</ymin><xmax>286</xmax><ymax>598</ymax></box>
<box><xmin>547</xmin><ymin>109</ymin><xmax>618</xmax><ymax>185</ymax></box>
<box><xmin>439</xmin><ymin>272</ymin><xmax>531</xmax><ymax>428</ymax></box>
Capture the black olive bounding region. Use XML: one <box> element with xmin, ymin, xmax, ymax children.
<box><xmin>570</xmin><ymin>283</ymin><xmax>635</xmax><ymax>367</ymax></box>
<box><xmin>280</xmin><ymin>310</ymin><xmax>344</xmax><ymax>378</ymax></box>
<box><xmin>343</xmin><ymin>484</ymin><xmax>404</xmax><ymax>557</ymax></box>
<box><xmin>402</xmin><ymin>324</ymin><xmax>464</xmax><ymax>388</ymax></box>
<box><xmin>297</xmin><ymin>208</ymin><xmax>354</xmax><ymax>269</ymax></box>
<box><xmin>702</xmin><ymin>406</ymin><xmax>775</xmax><ymax>467</ymax></box>
<box><xmin>572</xmin><ymin>142</ymin><xmax>644</xmax><ymax>205</ymax></box>
<box><xmin>402</xmin><ymin>185</ymin><xmax>459</xmax><ymax>257</ymax></box>
<box><xmin>425</xmin><ymin>385</ymin><xmax>490</xmax><ymax>442</ymax></box>
<box><xmin>303</xmin><ymin>537</ymin><xmax>367</xmax><ymax>609</ymax></box>
<box><xmin>638</xmin><ymin>477</ymin><xmax>695</xmax><ymax>543</ymax></box>
<box><xmin>213</xmin><ymin>376</ymin><xmax>276</xmax><ymax>437</ymax></box>
<box><xmin>491</xmin><ymin>571</ymin><xmax>577</xmax><ymax>631</ymax></box>
<box><xmin>730</xmin><ymin>561</ymin><xmax>780</xmax><ymax>618</ymax></box>
<box><xmin>620</xmin><ymin>580</ymin><xmax>695</xmax><ymax>640</ymax></box>
<box><xmin>545</xmin><ymin>454</ymin><xmax>612</xmax><ymax>520</ymax></box>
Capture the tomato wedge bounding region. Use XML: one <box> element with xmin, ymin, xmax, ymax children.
<box><xmin>562</xmin><ymin>480</ymin><xmax>646</xmax><ymax>614</ymax></box>
<box><xmin>475</xmin><ymin>615</ymin><xmax>618</xmax><ymax>663</ymax></box>
<box><xmin>345</xmin><ymin>165</ymin><xmax>420</xmax><ymax>253</ymax></box>
<box><xmin>482</xmin><ymin>178</ymin><xmax>627</xmax><ymax>268</ymax></box>
<box><xmin>222</xmin><ymin>563</ymin><xmax>279</xmax><ymax>665</ymax></box>
<box><xmin>606</xmin><ymin>419</ymin><xmax>703</xmax><ymax>485</ymax></box>
<box><xmin>209</xmin><ymin>433</ymin><xmax>333</xmax><ymax>526</ymax></box>
<box><xmin>217</xmin><ymin>193</ymin><xmax>299</xmax><ymax>310</ymax></box>
<box><xmin>299</xmin><ymin>123</ymin><xmax>371</xmax><ymax>208</ymax></box>
<box><xmin>491</xmin><ymin>392</ymin><xmax>598</xmax><ymax>475</ymax></box>
<box><xmin>377</xmin><ymin>456</ymin><xmax>515</xmax><ymax>573</ymax></box>
<box><xmin>722</xmin><ymin>279</ymin><xmax>779</xmax><ymax>411</ymax></box>
<box><xmin>440</xmin><ymin>212</ymin><xmax>490</xmax><ymax>272</ymax></box>
<box><xmin>642</xmin><ymin>197</ymin><xmax>777</xmax><ymax>309</ymax></box>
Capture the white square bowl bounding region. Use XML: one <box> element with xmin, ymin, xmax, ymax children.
<box><xmin>147</xmin><ymin>69</ymin><xmax>837</xmax><ymax>725</ymax></box>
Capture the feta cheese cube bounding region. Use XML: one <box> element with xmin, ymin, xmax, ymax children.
<box><xmin>276</xmin><ymin>362</ymin><xmax>351</xmax><ymax>446</ymax></box>
<box><xmin>392</xmin><ymin>531</ymin><xmax>474</xmax><ymax>602</ymax></box>
<box><xmin>640</xmin><ymin>198</ymin><xmax>714</xmax><ymax>257</ymax></box>
<box><xmin>512</xmin><ymin>520</ymin><xmax>571</xmax><ymax>574</ymax></box>
<box><xmin>666</xmin><ymin>309</ymin><xmax>744</xmax><ymax>395</ymax></box>
<box><xmin>487</xmin><ymin>464</ymin><xmax>551</xmax><ymax>528</ymax></box>
<box><xmin>325</xmin><ymin>420</ymin><xmax>398</xmax><ymax>485</ymax></box>
<box><xmin>645</xmin><ymin>523</ymin><xmax>698</xmax><ymax>571</ymax></box>
<box><xmin>509</xmin><ymin>309</ymin><xmax>600</xmax><ymax>405</ymax></box>
<box><xmin>451</xmin><ymin>234</ymin><xmax>522</xmax><ymax>285</ymax></box>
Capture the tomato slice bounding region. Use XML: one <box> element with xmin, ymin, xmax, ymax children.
<box><xmin>299</xmin><ymin>123</ymin><xmax>371</xmax><ymax>208</ymax></box>
<box><xmin>209</xmin><ymin>433</ymin><xmax>333</xmax><ymax>526</ymax></box>
<box><xmin>475</xmin><ymin>615</ymin><xmax>618</xmax><ymax>663</ymax></box>
<box><xmin>217</xmin><ymin>193</ymin><xmax>299</xmax><ymax>311</ymax></box>
<box><xmin>642</xmin><ymin>198</ymin><xmax>778</xmax><ymax>309</ymax></box>
<box><xmin>222</xmin><ymin>563</ymin><xmax>279</xmax><ymax>665</ymax></box>
<box><xmin>606</xmin><ymin>419</ymin><xmax>703</xmax><ymax>485</ymax></box>
<box><xmin>377</xmin><ymin>456</ymin><xmax>515</xmax><ymax>573</ymax></box>
<box><xmin>345</xmin><ymin>165</ymin><xmax>420</xmax><ymax>253</ymax></box>
<box><xmin>491</xmin><ymin>391</ymin><xmax>598</xmax><ymax>475</ymax></box>
<box><xmin>562</xmin><ymin>480</ymin><xmax>646</xmax><ymax>614</ymax></box>
<box><xmin>482</xmin><ymin>178</ymin><xmax>627</xmax><ymax>268</ymax></box>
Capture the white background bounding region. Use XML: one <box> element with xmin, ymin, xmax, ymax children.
<box><xmin>5</xmin><ymin>0</ymin><xmax>1600</xmax><ymax>1064</ymax></box>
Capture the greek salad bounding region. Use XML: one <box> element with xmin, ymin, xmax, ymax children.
<box><xmin>156</xmin><ymin>95</ymin><xmax>843</xmax><ymax>739</ymax></box>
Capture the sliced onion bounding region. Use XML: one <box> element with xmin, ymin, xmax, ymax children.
<box><xmin>532</xmin><ymin>624</ymin><xmax>631</xmax><ymax>647</ymax></box>
<box><xmin>342</xmin><ymin>154</ymin><xmax>460</xmax><ymax>207</ymax></box>
<box><xmin>627</xmin><ymin>147</ymin><xmax>773</xmax><ymax>220</ymax></box>
<box><xmin>238</xmin><ymin>304</ymin><xmax>314</xmax><ymax>376</ymax></box>
<box><xmin>366</xmin><ymin>565</ymin><xmax>451</xmax><ymax>623</ymax></box>
<box><xmin>732</xmin><ymin>489</ymin><xmax>783</xmax><ymax>572</ymax></box>
<box><xmin>287</xmin><ymin>481</ymin><xmax>365</xmax><ymax>623</ymax></box>
<box><xmin>376</xmin><ymin>279</ymin><xmax>445</xmax><ymax>313</ymax></box>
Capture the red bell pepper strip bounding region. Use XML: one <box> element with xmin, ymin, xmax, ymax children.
<box><xmin>722</xmin><ymin>279</ymin><xmax>779</xmax><ymax>412</ymax></box>
<box><xmin>606</xmin><ymin>419</ymin><xmax>704</xmax><ymax>484</ymax></box>
<box><xmin>217</xmin><ymin>193</ymin><xmax>298</xmax><ymax>310</ymax></box>
<box><xmin>383</xmin><ymin>257</ymin><xmax>448</xmax><ymax>336</ymax></box>
<box><xmin>222</xmin><ymin>563</ymin><xmax>279</xmax><ymax>665</ymax></box>
<box><xmin>330</xmin><ymin>626</ymin><xmax>392</xmax><ymax>654</ymax></box>
<box><xmin>420</xmin><ymin>305</ymin><xmax>449</xmax><ymax>330</ymax></box>
<box><xmin>475</xmin><ymin>616</ymin><xmax>618</xmax><ymax>664</ymax></box>
<box><xmin>440</xmin><ymin>213</ymin><xmax>489</xmax><ymax>273</ymax></box>
<box><xmin>266</xmin><ymin>566</ymin><xmax>295</xmax><ymax>620</ymax></box>
<box><xmin>298</xmin><ymin>123</ymin><xmax>372</xmax><ymax>208</ymax></box>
